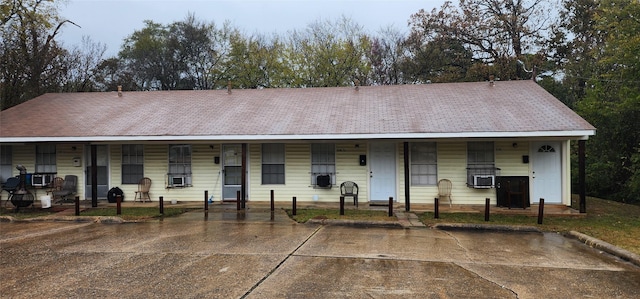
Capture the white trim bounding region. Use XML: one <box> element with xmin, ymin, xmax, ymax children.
<box><xmin>0</xmin><ymin>130</ymin><xmax>595</xmax><ymax>143</ymax></box>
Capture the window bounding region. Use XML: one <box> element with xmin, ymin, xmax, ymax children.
<box><xmin>168</xmin><ymin>145</ymin><xmax>192</xmax><ymax>186</ymax></box>
<box><xmin>122</xmin><ymin>144</ymin><xmax>144</xmax><ymax>184</ymax></box>
<box><xmin>411</xmin><ymin>142</ymin><xmax>437</xmax><ymax>186</ymax></box>
<box><xmin>35</xmin><ymin>144</ymin><xmax>56</xmax><ymax>173</ymax></box>
<box><xmin>467</xmin><ymin>141</ymin><xmax>496</xmax><ymax>185</ymax></box>
<box><xmin>0</xmin><ymin>145</ymin><xmax>12</xmax><ymax>182</ymax></box>
<box><xmin>262</xmin><ymin>144</ymin><xmax>285</xmax><ymax>184</ymax></box>
<box><xmin>311</xmin><ymin>144</ymin><xmax>335</xmax><ymax>186</ymax></box>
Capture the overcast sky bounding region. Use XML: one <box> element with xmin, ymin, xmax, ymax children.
<box><xmin>58</xmin><ymin>0</ymin><xmax>446</xmax><ymax>56</ymax></box>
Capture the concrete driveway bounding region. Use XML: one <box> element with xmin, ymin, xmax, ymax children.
<box><xmin>1</xmin><ymin>209</ymin><xmax>638</xmax><ymax>298</ymax></box>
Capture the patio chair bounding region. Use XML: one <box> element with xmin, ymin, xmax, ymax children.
<box><xmin>340</xmin><ymin>181</ymin><xmax>359</xmax><ymax>207</ymax></box>
<box><xmin>134</xmin><ymin>177</ymin><xmax>152</xmax><ymax>202</ymax></box>
<box><xmin>437</xmin><ymin>179</ymin><xmax>453</xmax><ymax>207</ymax></box>
<box><xmin>2</xmin><ymin>177</ymin><xmax>20</xmax><ymax>207</ymax></box>
<box><xmin>52</xmin><ymin>175</ymin><xmax>77</xmax><ymax>204</ymax></box>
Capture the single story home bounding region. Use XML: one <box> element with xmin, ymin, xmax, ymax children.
<box><xmin>0</xmin><ymin>81</ymin><xmax>595</xmax><ymax>210</ymax></box>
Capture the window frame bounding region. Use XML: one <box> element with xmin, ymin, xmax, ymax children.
<box><xmin>122</xmin><ymin>144</ymin><xmax>144</xmax><ymax>184</ymax></box>
<box><xmin>35</xmin><ymin>144</ymin><xmax>57</xmax><ymax>173</ymax></box>
<box><xmin>0</xmin><ymin>145</ymin><xmax>12</xmax><ymax>182</ymax></box>
<box><xmin>410</xmin><ymin>142</ymin><xmax>438</xmax><ymax>186</ymax></box>
<box><xmin>311</xmin><ymin>143</ymin><xmax>336</xmax><ymax>187</ymax></box>
<box><xmin>168</xmin><ymin>144</ymin><xmax>192</xmax><ymax>187</ymax></box>
<box><xmin>466</xmin><ymin>141</ymin><xmax>496</xmax><ymax>186</ymax></box>
<box><xmin>262</xmin><ymin>143</ymin><xmax>285</xmax><ymax>185</ymax></box>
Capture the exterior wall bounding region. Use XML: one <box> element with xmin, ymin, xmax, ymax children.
<box><xmin>250</xmin><ymin>142</ymin><xmax>368</xmax><ymax>203</ymax></box>
<box><xmin>2</xmin><ymin>139</ymin><xmax>572</xmax><ymax>205</ymax></box>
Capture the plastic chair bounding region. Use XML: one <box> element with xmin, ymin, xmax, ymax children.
<box><xmin>437</xmin><ymin>179</ymin><xmax>453</xmax><ymax>207</ymax></box>
<box><xmin>340</xmin><ymin>181</ymin><xmax>359</xmax><ymax>207</ymax></box>
<box><xmin>134</xmin><ymin>177</ymin><xmax>152</xmax><ymax>202</ymax></box>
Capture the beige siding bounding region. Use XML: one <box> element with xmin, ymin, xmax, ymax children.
<box><xmin>3</xmin><ymin>139</ymin><xmax>572</xmax><ymax>204</ymax></box>
<box><xmin>495</xmin><ymin>141</ymin><xmax>530</xmax><ymax>176</ymax></box>
<box><xmin>249</xmin><ymin>143</ymin><xmax>368</xmax><ymax>202</ymax></box>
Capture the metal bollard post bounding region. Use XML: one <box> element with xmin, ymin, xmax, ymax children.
<box><xmin>340</xmin><ymin>196</ymin><xmax>345</xmax><ymax>215</ymax></box>
<box><xmin>270</xmin><ymin>190</ymin><xmax>275</xmax><ymax>212</ymax></box>
<box><xmin>434</xmin><ymin>197</ymin><xmax>439</xmax><ymax>219</ymax></box>
<box><xmin>159</xmin><ymin>196</ymin><xmax>164</xmax><ymax>215</ymax></box>
<box><xmin>75</xmin><ymin>196</ymin><xmax>80</xmax><ymax>216</ymax></box>
<box><xmin>388</xmin><ymin>197</ymin><xmax>393</xmax><ymax>217</ymax></box>
<box><xmin>204</xmin><ymin>190</ymin><xmax>209</xmax><ymax>211</ymax></box>
<box><xmin>538</xmin><ymin>198</ymin><xmax>545</xmax><ymax>224</ymax></box>
<box><xmin>292</xmin><ymin>196</ymin><xmax>297</xmax><ymax>215</ymax></box>
<box><xmin>236</xmin><ymin>190</ymin><xmax>241</xmax><ymax>211</ymax></box>
<box><xmin>116</xmin><ymin>195</ymin><xmax>122</xmax><ymax>215</ymax></box>
<box><xmin>485</xmin><ymin>198</ymin><xmax>490</xmax><ymax>221</ymax></box>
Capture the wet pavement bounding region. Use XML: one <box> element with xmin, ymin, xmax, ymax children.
<box><xmin>1</xmin><ymin>209</ymin><xmax>639</xmax><ymax>298</ymax></box>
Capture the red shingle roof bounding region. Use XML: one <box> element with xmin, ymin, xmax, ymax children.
<box><xmin>0</xmin><ymin>81</ymin><xmax>595</xmax><ymax>141</ymax></box>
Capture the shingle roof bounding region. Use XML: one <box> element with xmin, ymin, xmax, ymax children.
<box><xmin>0</xmin><ymin>81</ymin><xmax>595</xmax><ymax>142</ymax></box>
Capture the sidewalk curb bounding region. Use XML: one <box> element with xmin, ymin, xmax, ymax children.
<box><xmin>0</xmin><ymin>215</ymin><xmax>125</xmax><ymax>224</ymax></box>
<box><xmin>433</xmin><ymin>223</ymin><xmax>542</xmax><ymax>232</ymax></box>
<box><xmin>306</xmin><ymin>218</ymin><xmax>403</xmax><ymax>228</ymax></box>
<box><xmin>565</xmin><ymin>231</ymin><xmax>640</xmax><ymax>268</ymax></box>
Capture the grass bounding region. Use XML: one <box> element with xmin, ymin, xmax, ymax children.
<box><xmin>80</xmin><ymin>207</ymin><xmax>195</xmax><ymax>220</ymax></box>
<box><xmin>0</xmin><ymin>204</ymin><xmax>197</xmax><ymax>221</ymax></box>
<box><xmin>285</xmin><ymin>208</ymin><xmax>396</xmax><ymax>223</ymax></box>
<box><xmin>418</xmin><ymin>196</ymin><xmax>640</xmax><ymax>255</ymax></box>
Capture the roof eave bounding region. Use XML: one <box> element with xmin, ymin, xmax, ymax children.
<box><xmin>0</xmin><ymin>130</ymin><xmax>596</xmax><ymax>143</ymax></box>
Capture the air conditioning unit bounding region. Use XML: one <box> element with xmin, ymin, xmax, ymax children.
<box><xmin>473</xmin><ymin>175</ymin><xmax>495</xmax><ymax>188</ymax></box>
<box><xmin>32</xmin><ymin>174</ymin><xmax>54</xmax><ymax>187</ymax></box>
<box><xmin>171</xmin><ymin>176</ymin><xmax>185</xmax><ymax>187</ymax></box>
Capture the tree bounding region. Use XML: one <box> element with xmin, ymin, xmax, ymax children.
<box><xmin>574</xmin><ymin>0</ymin><xmax>640</xmax><ymax>203</ymax></box>
<box><xmin>119</xmin><ymin>20</ymin><xmax>182</xmax><ymax>90</ymax></box>
<box><xmin>408</xmin><ymin>0</ymin><xmax>556</xmax><ymax>80</ymax></box>
<box><xmin>366</xmin><ymin>26</ymin><xmax>407</xmax><ymax>85</ymax></box>
<box><xmin>226</xmin><ymin>33</ymin><xmax>288</xmax><ymax>88</ymax></box>
<box><xmin>286</xmin><ymin>17</ymin><xmax>371</xmax><ymax>87</ymax></box>
<box><xmin>1</xmin><ymin>0</ymin><xmax>78</xmax><ymax>110</ymax></box>
<box><xmin>59</xmin><ymin>36</ymin><xmax>107</xmax><ymax>92</ymax></box>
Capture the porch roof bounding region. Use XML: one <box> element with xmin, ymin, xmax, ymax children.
<box><xmin>0</xmin><ymin>81</ymin><xmax>595</xmax><ymax>143</ymax></box>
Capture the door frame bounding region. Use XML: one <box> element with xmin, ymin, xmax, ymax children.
<box><xmin>84</xmin><ymin>144</ymin><xmax>109</xmax><ymax>199</ymax></box>
<box><xmin>221</xmin><ymin>144</ymin><xmax>249</xmax><ymax>201</ymax></box>
<box><xmin>531</xmin><ymin>141</ymin><xmax>562</xmax><ymax>204</ymax></box>
<box><xmin>368</xmin><ymin>142</ymin><xmax>397</xmax><ymax>202</ymax></box>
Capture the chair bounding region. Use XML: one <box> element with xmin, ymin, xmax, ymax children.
<box><xmin>134</xmin><ymin>177</ymin><xmax>152</xmax><ymax>202</ymax></box>
<box><xmin>52</xmin><ymin>175</ymin><xmax>77</xmax><ymax>204</ymax></box>
<box><xmin>437</xmin><ymin>179</ymin><xmax>453</xmax><ymax>207</ymax></box>
<box><xmin>2</xmin><ymin>177</ymin><xmax>20</xmax><ymax>207</ymax></box>
<box><xmin>340</xmin><ymin>181</ymin><xmax>359</xmax><ymax>207</ymax></box>
<box><xmin>47</xmin><ymin>177</ymin><xmax>65</xmax><ymax>196</ymax></box>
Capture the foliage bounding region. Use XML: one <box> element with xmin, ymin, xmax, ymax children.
<box><xmin>569</xmin><ymin>0</ymin><xmax>640</xmax><ymax>203</ymax></box>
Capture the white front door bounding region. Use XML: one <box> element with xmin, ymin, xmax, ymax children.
<box><xmin>370</xmin><ymin>143</ymin><xmax>396</xmax><ymax>202</ymax></box>
<box><xmin>531</xmin><ymin>142</ymin><xmax>562</xmax><ymax>204</ymax></box>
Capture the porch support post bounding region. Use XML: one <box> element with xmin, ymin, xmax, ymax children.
<box><xmin>403</xmin><ymin>142</ymin><xmax>410</xmax><ymax>211</ymax></box>
<box><xmin>241</xmin><ymin>143</ymin><xmax>247</xmax><ymax>209</ymax></box>
<box><xmin>91</xmin><ymin>144</ymin><xmax>98</xmax><ymax>207</ymax></box>
<box><xmin>579</xmin><ymin>140</ymin><xmax>586</xmax><ymax>213</ymax></box>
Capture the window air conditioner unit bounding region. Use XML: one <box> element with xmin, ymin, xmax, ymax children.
<box><xmin>171</xmin><ymin>176</ymin><xmax>185</xmax><ymax>187</ymax></box>
<box><xmin>473</xmin><ymin>175</ymin><xmax>495</xmax><ymax>188</ymax></box>
<box><xmin>32</xmin><ymin>174</ymin><xmax>53</xmax><ymax>187</ymax></box>
<box><xmin>316</xmin><ymin>175</ymin><xmax>331</xmax><ymax>188</ymax></box>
